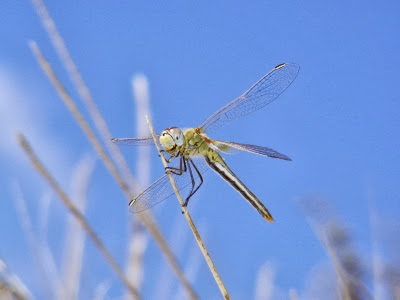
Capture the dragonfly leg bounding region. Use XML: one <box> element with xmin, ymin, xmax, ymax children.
<box><xmin>182</xmin><ymin>159</ymin><xmax>196</xmax><ymax>208</ymax></box>
<box><xmin>165</xmin><ymin>150</ymin><xmax>184</xmax><ymax>163</ymax></box>
<box><xmin>159</xmin><ymin>149</ymin><xmax>168</xmax><ymax>160</ymax></box>
<box><xmin>165</xmin><ymin>156</ymin><xmax>187</xmax><ymax>175</ymax></box>
<box><xmin>162</xmin><ymin>152</ymin><xmax>174</xmax><ymax>162</ymax></box>
<box><xmin>182</xmin><ymin>158</ymin><xmax>204</xmax><ymax>207</ymax></box>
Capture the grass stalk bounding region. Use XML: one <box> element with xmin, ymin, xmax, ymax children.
<box><xmin>17</xmin><ymin>134</ymin><xmax>141</xmax><ymax>299</ymax></box>
<box><xmin>30</xmin><ymin>0</ymin><xmax>139</xmax><ymax>194</ymax></box>
<box><xmin>59</xmin><ymin>156</ymin><xmax>95</xmax><ymax>300</ymax></box>
<box><xmin>145</xmin><ymin>115</ymin><xmax>230</xmax><ymax>300</ymax></box>
<box><xmin>0</xmin><ymin>258</ymin><xmax>32</xmax><ymax>300</ymax></box>
<box><xmin>13</xmin><ymin>182</ymin><xmax>54</xmax><ymax>299</ymax></box>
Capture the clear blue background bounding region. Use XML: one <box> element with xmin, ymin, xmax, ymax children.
<box><xmin>1</xmin><ymin>1</ymin><xmax>399</xmax><ymax>299</ymax></box>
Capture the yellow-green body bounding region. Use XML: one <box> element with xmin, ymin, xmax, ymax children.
<box><xmin>162</xmin><ymin>127</ymin><xmax>274</xmax><ymax>222</ymax></box>
<box><xmin>183</xmin><ymin>128</ymin><xmax>224</xmax><ymax>162</ymax></box>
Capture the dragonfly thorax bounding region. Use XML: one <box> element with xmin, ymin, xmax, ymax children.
<box><xmin>160</xmin><ymin>127</ymin><xmax>185</xmax><ymax>152</ymax></box>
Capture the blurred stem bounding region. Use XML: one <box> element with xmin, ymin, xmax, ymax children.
<box><xmin>13</xmin><ymin>183</ymin><xmax>53</xmax><ymax>299</ymax></box>
<box><xmin>17</xmin><ymin>133</ymin><xmax>141</xmax><ymax>299</ymax></box>
<box><xmin>145</xmin><ymin>115</ymin><xmax>230</xmax><ymax>300</ymax></box>
<box><xmin>30</xmin><ymin>0</ymin><xmax>139</xmax><ymax>194</ymax></box>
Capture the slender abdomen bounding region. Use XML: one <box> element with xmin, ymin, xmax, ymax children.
<box><xmin>204</xmin><ymin>151</ymin><xmax>274</xmax><ymax>222</ymax></box>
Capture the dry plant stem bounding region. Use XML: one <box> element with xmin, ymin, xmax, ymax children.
<box><xmin>145</xmin><ymin>115</ymin><xmax>230</xmax><ymax>300</ymax></box>
<box><xmin>143</xmin><ymin>217</ymin><xmax>198</xmax><ymax>300</ymax></box>
<box><xmin>29</xmin><ymin>42</ymin><xmax>131</xmax><ymax>197</ymax></box>
<box><xmin>320</xmin><ymin>234</ymin><xmax>353</xmax><ymax>300</ymax></box>
<box><xmin>30</xmin><ymin>0</ymin><xmax>138</xmax><ymax>194</ymax></box>
<box><xmin>17</xmin><ymin>134</ymin><xmax>141</xmax><ymax>300</ymax></box>
<box><xmin>288</xmin><ymin>289</ymin><xmax>299</xmax><ymax>300</ymax></box>
<box><xmin>1</xmin><ymin>256</ymin><xmax>32</xmax><ymax>299</ymax></box>
<box><xmin>60</xmin><ymin>156</ymin><xmax>95</xmax><ymax>300</ymax></box>
<box><xmin>124</xmin><ymin>76</ymin><xmax>151</xmax><ymax>300</ymax></box>
<box><xmin>368</xmin><ymin>202</ymin><xmax>384</xmax><ymax>300</ymax></box>
<box><xmin>29</xmin><ymin>42</ymin><xmax>197</xmax><ymax>300</ymax></box>
<box><xmin>0</xmin><ymin>279</ymin><xmax>29</xmax><ymax>300</ymax></box>
<box><xmin>13</xmin><ymin>183</ymin><xmax>54</xmax><ymax>299</ymax></box>
<box><xmin>310</xmin><ymin>224</ymin><xmax>372</xmax><ymax>300</ymax></box>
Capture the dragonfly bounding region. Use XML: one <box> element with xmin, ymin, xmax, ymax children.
<box><xmin>112</xmin><ymin>62</ymin><xmax>300</xmax><ymax>222</ymax></box>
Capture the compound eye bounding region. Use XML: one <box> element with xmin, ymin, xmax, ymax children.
<box><xmin>169</xmin><ymin>127</ymin><xmax>182</xmax><ymax>135</ymax></box>
<box><xmin>169</xmin><ymin>127</ymin><xmax>184</xmax><ymax>146</ymax></box>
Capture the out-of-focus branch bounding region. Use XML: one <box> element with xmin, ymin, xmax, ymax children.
<box><xmin>125</xmin><ymin>75</ymin><xmax>151</xmax><ymax>300</ymax></box>
<box><xmin>30</xmin><ymin>0</ymin><xmax>138</xmax><ymax>194</ymax></box>
<box><xmin>59</xmin><ymin>155</ymin><xmax>96</xmax><ymax>300</ymax></box>
<box><xmin>13</xmin><ymin>182</ymin><xmax>55</xmax><ymax>299</ymax></box>
<box><xmin>288</xmin><ymin>289</ymin><xmax>299</xmax><ymax>300</ymax></box>
<box><xmin>254</xmin><ymin>262</ymin><xmax>275</xmax><ymax>300</ymax></box>
<box><xmin>133</xmin><ymin>74</ymin><xmax>152</xmax><ymax>190</ymax></box>
<box><xmin>300</xmin><ymin>197</ymin><xmax>372</xmax><ymax>300</ymax></box>
<box><xmin>0</xmin><ymin>258</ymin><xmax>32</xmax><ymax>300</ymax></box>
<box><xmin>17</xmin><ymin>133</ymin><xmax>140</xmax><ymax>299</ymax></box>
<box><xmin>29</xmin><ymin>41</ymin><xmax>132</xmax><ymax>196</ymax></box>
<box><xmin>125</xmin><ymin>222</ymin><xmax>148</xmax><ymax>300</ymax></box>
<box><xmin>146</xmin><ymin>115</ymin><xmax>230</xmax><ymax>300</ymax></box>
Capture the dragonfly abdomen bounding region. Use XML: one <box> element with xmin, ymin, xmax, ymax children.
<box><xmin>204</xmin><ymin>152</ymin><xmax>274</xmax><ymax>222</ymax></box>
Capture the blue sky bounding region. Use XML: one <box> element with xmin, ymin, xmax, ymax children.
<box><xmin>1</xmin><ymin>1</ymin><xmax>400</xmax><ymax>299</ymax></box>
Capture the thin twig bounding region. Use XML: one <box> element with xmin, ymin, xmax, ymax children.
<box><xmin>124</xmin><ymin>222</ymin><xmax>147</xmax><ymax>300</ymax></box>
<box><xmin>30</xmin><ymin>0</ymin><xmax>139</xmax><ymax>194</ymax></box>
<box><xmin>368</xmin><ymin>195</ymin><xmax>384</xmax><ymax>300</ymax></box>
<box><xmin>28</xmin><ymin>41</ymin><xmax>197</xmax><ymax>300</ymax></box>
<box><xmin>155</xmin><ymin>205</ymin><xmax>194</xmax><ymax>299</ymax></box>
<box><xmin>288</xmin><ymin>289</ymin><xmax>299</xmax><ymax>300</ymax></box>
<box><xmin>145</xmin><ymin>115</ymin><xmax>230</xmax><ymax>300</ymax></box>
<box><xmin>301</xmin><ymin>197</ymin><xmax>373</xmax><ymax>300</ymax></box>
<box><xmin>174</xmin><ymin>227</ymin><xmax>202</xmax><ymax>299</ymax></box>
<box><xmin>0</xmin><ymin>258</ymin><xmax>33</xmax><ymax>300</ymax></box>
<box><xmin>124</xmin><ymin>74</ymin><xmax>151</xmax><ymax>300</ymax></box>
<box><xmin>13</xmin><ymin>182</ymin><xmax>54</xmax><ymax>299</ymax></box>
<box><xmin>59</xmin><ymin>155</ymin><xmax>95</xmax><ymax>300</ymax></box>
<box><xmin>28</xmin><ymin>41</ymin><xmax>131</xmax><ymax>196</ymax></box>
<box><xmin>254</xmin><ymin>262</ymin><xmax>275</xmax><ymax>300</ymax></box>
<box><xmin>17</xmin><ymin>133</ymin><xmax>140</xmax><ymax>299</ymax></box>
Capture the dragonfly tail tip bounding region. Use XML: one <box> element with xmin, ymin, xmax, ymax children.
<box><xmin>264</xmin><ymin>214</ymin><xmax>275</xmax><ymax>223</ymax></box>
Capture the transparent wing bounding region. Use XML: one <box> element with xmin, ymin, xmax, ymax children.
<box><xmin>199</xmin><ymin>63</ymin><xmax>300</xmax><ymax>133</ymax></box>
<box><xmin>111</xmin><ymin>136</ymin><xmax>158</xmax><ymax>146</ymax></box>
<box><xmin>130</xmin><ymin>158</ymin><xmax>209</xmax><ymax>213</ymax></box>
<box><xmin>212</xmin><ymin>140</ymin><xmax>291</xmax><ymax>161</ymax></box>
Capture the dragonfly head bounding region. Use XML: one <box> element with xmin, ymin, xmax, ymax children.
<box><xmin>160</xmin><ymin>127</ymin><xmax>184</xmax><ymax>151</ymax></box>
